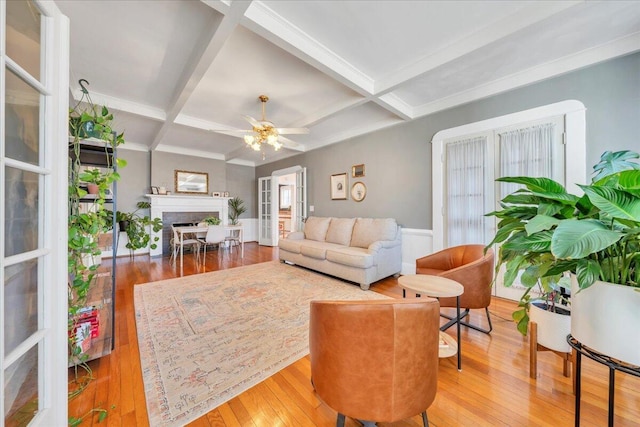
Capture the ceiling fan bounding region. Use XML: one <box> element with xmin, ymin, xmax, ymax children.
<box><xmin>215</xmin><ymin>95</ymin><xmax>309</xmax><ymax>152</ymax></box>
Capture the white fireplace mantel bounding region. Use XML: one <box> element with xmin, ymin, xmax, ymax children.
<box><xmin>146</xmin><ymin>194</ymin><xmax>229</xmax><ymax>257</ymax></box>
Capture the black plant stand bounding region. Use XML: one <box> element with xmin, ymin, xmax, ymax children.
<box><xmin>567</xmin><ymin>335</ymin><xmax>640</xmax><ymax>427</ymax></box>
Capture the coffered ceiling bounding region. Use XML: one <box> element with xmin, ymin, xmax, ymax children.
<box><xmin>56</xmin><ymin>0</ymin><xmax>640</xmax><ymax>166</ymax></box>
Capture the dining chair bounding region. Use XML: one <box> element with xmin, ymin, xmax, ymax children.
<box><xmin>197</xmin><ymin>225</ymin><xmax>229</xmax><ymax>261</ymax></box>
<box><xmin>225</xmin><ymin>226</ymin><xmax>241</xmax><ymax>251</ymax></box>
<box><xmin>170</xmin><ymin>225</ymin><xmax>201</xmax><ymax>264</ymax></box>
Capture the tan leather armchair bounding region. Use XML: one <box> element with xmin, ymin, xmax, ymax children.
<box><xmin>310</xmin><ymin>299</ymin><xmax>440</xmax><ymax>427</ymax></box>
<box><xmin>416</xmin><ymin>244</ymin><xmax>495</xmax><ymax>334</ymax></box>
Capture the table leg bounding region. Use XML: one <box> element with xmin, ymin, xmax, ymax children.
<box><xmin>180</xmin><ymin>232</ymin><xmax>184</xmax><ymax>272</ymax></box>
<box><xmin>574</xmin><ymin>349</ymin><xmax>582</xmax><ymax>427</ymax></box>
<box><xmin>240</xmin><ymin>229</ymin><xmax>244</xmax><ymax>258</ymax></box>
<box><xmin>608</xmin><ymin>368</ymin><xmax>615</xmax><ymax>427</ymax></box>
<box><xmin>402</xmin><ymin>288</ymin><xmax>406</xmax><ymax>298</ymax></box>
<box><xmin>457</xmin><ymin>295</ymin><xmax>461</xmax><ymax>371</ymax></box>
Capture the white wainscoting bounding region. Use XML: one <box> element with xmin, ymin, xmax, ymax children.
<box><xmin>400</xmin><ymin>228</ymin><xmax>433</xmax><ymax>275</ymax></box>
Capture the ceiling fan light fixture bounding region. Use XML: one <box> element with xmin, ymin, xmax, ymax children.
<box><xmin>237</xmin><ymin>95</ymin><xmax>308</xmax><ymax>154</ymax></box>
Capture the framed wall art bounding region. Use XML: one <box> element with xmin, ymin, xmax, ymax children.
<box><xmin>330</xmin><ymin>173</ymin><xmax>347</xmax><ymax>200</ymax></box>
<box><xmin>175</xmin><ymin>170</ymin><xmax>209</xmax><ymax>194</ymax></box>
<box><xmin>352</xmin><ymin>164</ymin><xmax>365</xmax><ymax>178</ymax></box>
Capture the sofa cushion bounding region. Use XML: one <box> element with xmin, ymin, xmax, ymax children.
<box><xmin>326</xmin><ymin>247</ymin><xmax>374</xmax><ymax>269</ymax></box>
<box><xmin>279</xmin><ymin>238</ymin><xmax>302</xmax><ymax>254</ymax></box>
<box><xmin>299</xmin><ymin>240</ymin><xmax>344</xmax><ymax>260</ymax></box>
<box><xmin>304</xmin><ymin>217</ymin><xmax>331</xmax><ymax>242</ymax></box>
<box><xmin>325</xmin><ymin>218</ymin><xmax>356</xmax><ymax>246</ymax></box>
<box><xmin>350</xmin><ymin>218</ymin><xmax>398</xmax><ymax>249</ymax></box>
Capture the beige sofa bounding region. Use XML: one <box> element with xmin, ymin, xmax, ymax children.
<box><xmin>278</xmin><ymin>217</ymin><xmax>402</xmax><ymax>290</ymax></box>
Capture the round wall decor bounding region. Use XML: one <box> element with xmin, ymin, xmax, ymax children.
<box><xmin>351</xmin><ymin>181</ymin><xmax>367</xmax><ymax>202</ymax></box>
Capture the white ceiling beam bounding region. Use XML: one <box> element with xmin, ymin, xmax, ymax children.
<box><xmin>289</xmin><ymin>97</ymin><xmax>368</xmax><ymax>128</ymax></box>
<box><xmin>69</xmin><ymin>87</ymin><xmax>166</xmax><ymax>121</ymax></box>
<box><xmin>149</xmin><ymin>1</ymin><xmax>252</xmax><ymax>150</ymax></box>
<box><xmin>305</xmin><ymin>118</ymin><xmax>405</xmax><ymax>151</ymax></box>
<box><xmin>374</xmin><ymin>1</ymin><xmax>584</xmax><ymax>95</ymax></box>
<box><xmin>242</xmin><ymin>1</ymin><xmax>374</xmax><ymax>96</ymax></box>
<box><xmin>413</xmin><ymin>30</ymin><xmax>640</xmax><ymax>119</ymax></box>
<box><xmin>371</xmin><ymin>94</ymin><xmax>413</xmax><ymax>121</ymax></box>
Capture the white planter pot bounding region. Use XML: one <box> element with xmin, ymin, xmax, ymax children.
<box><xmin>571</xmin><ymin>275</ymin><xmax>640</xmax><ymax>366</ymax></box>
<box><xmin>529</xmin><ymin>302</ymin><xmax>571</xmax><ymax>353</ymax></box>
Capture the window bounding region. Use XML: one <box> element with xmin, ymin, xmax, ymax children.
<box><xmin>431</xmin><ymin>101</ymin><xmax>586</xmax><ymax>299</ymax></box>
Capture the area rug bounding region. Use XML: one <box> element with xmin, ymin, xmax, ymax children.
<box><xmin>134</xmin><ymin>261</ymin><xmax>390</xmax><ymax>426</ymax></box>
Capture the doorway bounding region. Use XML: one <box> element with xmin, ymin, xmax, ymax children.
<box><xmin>258</xmin><ymin>166</ymin><xmax>306</xmax><ymax>246</ymax></box>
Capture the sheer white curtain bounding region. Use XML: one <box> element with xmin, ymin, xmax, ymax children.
<box><xmin>499</xmin><ymin>123</ymin><xmax>555</xmax><ymax>198</ymax></box>
<box><xmin>445</xmin><ymin>136</ymin><xmax>487</xmax><ymax>246</ymax></box>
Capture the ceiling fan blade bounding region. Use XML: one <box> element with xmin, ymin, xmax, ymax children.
<box><xmin>278</xmin><ymin>135</ymin><xmax>300</xmax><ymax>148</ymax></box>
<box><xmin>243</xmin><ymin>115</ymin><xmax>262</xmax><ymax>129</ymax></box>
<box><xmin>209</xmin><ymin>129</ymin><xmax>252</xmax><ymax>134</ymax></box>
<box><xmin>276</xmin><ymin>127</ymin><xmax>309</xmax><ymax>135</ymax></box>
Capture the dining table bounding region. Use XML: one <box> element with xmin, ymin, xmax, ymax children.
<box><xmin>172</xmin><ymin>224</ymin><xmax>244</xmax><ymax>269</ymax></box>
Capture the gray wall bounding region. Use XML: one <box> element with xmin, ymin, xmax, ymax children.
<box><xmin>150</xmin><ymin>151</ymin><xmax>226</xmax><ymax>195</ymax></box>
<box><xmin>225</xmin><ymin>164</ymin><xmax>257</xmax><ymax>219</ymax></box>
<box><xmin>117</xmin><ymin>149</ymin><xmax>150</xmax><ymax>213</ymax></box>
<box><xmin>116</xmin><ymin>150</ymin><xmax>255</xmax><ymax>221</ymax></box>
<box><xmin>256</xmin><ymin>52</ymin><xmax>640</xmax><ymax>229</ymax></box>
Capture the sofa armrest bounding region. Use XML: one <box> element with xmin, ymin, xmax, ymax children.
<box><xmin>369</xmin><ymin>239</ymin><xmax>401</xmax><ymax>252</ymax></box>
<box><xmin>286</xmin><ymin>231</ymin><xmax>305</xmax><ymax>240</ymax></box>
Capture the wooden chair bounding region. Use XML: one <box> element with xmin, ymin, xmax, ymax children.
<box><xmin>310</xmin><ymin>299</ymin><xmax>440</xmax><ymax>427</ymax></box>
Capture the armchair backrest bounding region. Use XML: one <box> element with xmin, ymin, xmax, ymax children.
<box><xmin>416</xmin><ymin>244</ymin><xmax>494</xmax><ymax>309</ymax></box>
<box><xmin>310</xmin><ymin>299</ymin><xmax>439</xmax><ymax>422</ymax></box>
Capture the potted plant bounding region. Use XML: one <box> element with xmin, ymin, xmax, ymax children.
<box><xmin>228</xmin><ymin>196</ymin><xmax>247</xmax><ymax>225</ymax></box>
<box><xmin>68</xmin><ymin>94</ymin><xmax>126</xmax><ymax>423</ymax></box>
<box><xmin>486</xmin><ymin>150</ymin><xmax>640</xmax><ymax>365</ymax></box>
<box><xmin>115</xmin><ymin>201</ymin><xmax>163</xmax><ymax>254</ymax></box>
<box><xmin>202</xmin><ymin>216</ymin><xmax>221</xmax><ymax>225</ymax></box>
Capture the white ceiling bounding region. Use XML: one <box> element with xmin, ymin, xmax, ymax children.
<box><xmin>56</xmin><ymin>0</ymin><xmax>640</xmax><ymax>166</ymax></box>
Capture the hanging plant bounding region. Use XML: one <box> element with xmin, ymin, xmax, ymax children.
<box><xmin>67</xmin><ymin>80</ymin><xmax>127</xmax><ymax>417</ymax></box>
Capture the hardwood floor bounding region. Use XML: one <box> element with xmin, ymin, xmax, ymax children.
<box><xmin>68</xmin><ymin>243</ymin><xmax>640</xmax><ymax>426</ymax></box>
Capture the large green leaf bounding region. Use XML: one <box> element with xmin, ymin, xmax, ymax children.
<box><xmin>504</xmin><ymin>230</ymin><xmax>553</xmax><ymax>252</ymax></box>
<box><xmin>592</xmin><ymin>150</ymin><xmax>640</xmax><ymax>182</ymax></box>
<box><xmin>617</xmin><ymin>170</ymin><xmax>640</xmax><ymax>191</ymax></box>
<box><xmin>580</xmin><ymin>185</ymin><xmax>640</xmax><ymax>221</ymax></box>
<box><xmin>525</xmin><ymin>215</ymin><xmax>560</xmax><ymax>235</ymax></box>
<box><xmin>501</xmin><ymin>193</ymin><xmax>542</xmax><ymax>206</ymax></box>
<box><xmin>529</xmin><ymin>190</ymin><xmax>580</xmax><ymax>205</ymax></box>
<box><xmin>496</xmin><ymin>176</ymin><xmax>566</xmax><ymax>193</ymax></box>
<box><xmin>575</xmin><ymin>259</ymin><xmax>602</xmax><ymax>290</ymax></box>
<box><xmin>486</xmin><ymin>218</ymin><xmax>525</xmax><ymax>247</ymax></box>
<box><xmin>551</xmin><ymin>219</ymin><xmax>622</xmax><ymax>258</ymax></box>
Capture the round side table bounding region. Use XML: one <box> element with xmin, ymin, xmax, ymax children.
<box><xmin>398</xmin><ymin>274</ymin><xmax>464</xmax><ymax>370</ymax></box>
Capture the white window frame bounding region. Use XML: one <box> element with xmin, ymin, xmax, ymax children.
<box><xmin>1</xmin><ymin>1</ymin><xmax>69</xmax><ymax>425</ymax></box>
<box><xmin>431</xmin><ymin>100</ymin><xmax>586</xmax><ymax>252</ymax></box>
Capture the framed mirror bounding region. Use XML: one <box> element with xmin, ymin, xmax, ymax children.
<box><xmin>175</xmin><ymin>170</ymin><xmax>209</xmax><ymax>194</ymax></box>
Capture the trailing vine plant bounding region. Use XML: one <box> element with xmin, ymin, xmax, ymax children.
<box><xmin>68</xmin><ymin>80</ymin><xmax>126</xmax><ymax>421</ymax></box>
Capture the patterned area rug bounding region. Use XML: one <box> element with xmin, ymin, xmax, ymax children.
<box><xmin>134</xmin><ymin>261</ymin><xmax>390</xmax><ymax>426</ymax></box>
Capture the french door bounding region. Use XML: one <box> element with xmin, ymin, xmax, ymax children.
<box><xmin>258</xmin><ymin>166</ymin><xmax>307</xmax><ymax>246</ymax></box>
<box><xmin>2</xmin><ymin>1</ymin><xmax>69</xmax><ymax>425</ymax></box>
<box><xmin>432</xmin><ymin>101</ymin><xmax>587</xmax><ymax>301</ymax></box>
<box><xmin>258</xmin><ymin>176</ymin><xmax>275</xmax><ymax>246</ymax></box>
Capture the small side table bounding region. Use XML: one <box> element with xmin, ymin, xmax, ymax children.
<box><xmin>398</xmin><ymin>274</ymin><xmax>464</xmax><ymax>370</ymax></box>
<box><xmin>567</xmin><ymin>335</ymin><xmax>640</xmax><ymax>427</ymax></box>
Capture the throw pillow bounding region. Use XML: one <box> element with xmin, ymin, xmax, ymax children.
<box><xmin>304</xmin><ymin>217</ymin><xmax>331</xmax><ymax>242</ymax></box>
